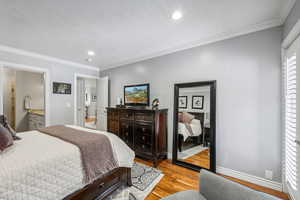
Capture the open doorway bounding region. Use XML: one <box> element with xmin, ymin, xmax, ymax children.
<box><xmin>75</xmin><ymin>75</ymin><xmax>108</xmax><ymax>131</ymax></box>
<box><xmin>84</xmin><ymin>78</ymin><xmax>97</xmax><ymax>129</ymax></box>
<box><xmin>1</xmin><ymin>67</ymin><xmax>45</xmax><ymax>132</ymax></box>
<box><xmin>76</xmin><ymin>76</ymin><xmax>98</xmax><ymax>129</ymax></box>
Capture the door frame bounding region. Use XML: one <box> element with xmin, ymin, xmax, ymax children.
<box><xmin>282</xmin><ymin>20</ymin><xmax>300</xmax><ymax>195</ymax></box>
<box><xmin>0</xmin><ymin>61</ymin><xmax>51</xmax><ymax>127</ymax></box>
<box><xmin>74</xmin><ymin>73</ymin><xmax>99</xmax><ymax>125</ymax></box>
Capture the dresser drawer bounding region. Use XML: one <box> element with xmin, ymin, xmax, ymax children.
<box><xmin>135</xmin><ymin>123</ymin><xmax>153</xmax><ymax>135</ymax></box>
<box><xmin>111</xmin><ymin>112</ymin><xmax>119</xmax><ymax>120</ymax></box>
<box><xmin>108</xmin><ymin>112</ymin><xmax>118</xmax><ymax>120</ymax></box>
<box><xmin>120</xmin><ymin>120</ymin><xmax>133</xmax><ymax>147</ymax></box>
<box><xmin>135</xmin><ymin>134</ymin><xmax>152</xmax><ymax>146</ymax></box>
<box><xmin>135</xmin><ymin>142</ymin><xmax>152</xmax><ymax>153</ymax></box>
<box><xmin>135</xmin><ymin>112</ymin><xmax>153</xmax><ymax>122</ymax></box>
<box><xmin>120</xmin><ymin>112</ymin><xmax>134</xmax><ymax>120</ymax></box>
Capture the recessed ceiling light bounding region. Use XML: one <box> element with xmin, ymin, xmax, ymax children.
<box><xmin>88</xmin><ymin>51</ymin><xmax>95</xmax><ymax>56</ymax></box>
<box><xmin>172</xmin><ymin>11</ymin><xmax>182</xmax><ymax>20</ymax></box>
<box><xmin>86</xmin><ymin>58</ymin><xmax>93</xmax><ymax>62</ymax></box>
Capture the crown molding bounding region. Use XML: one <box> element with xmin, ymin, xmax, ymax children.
<box><xmin>280</xmin><ymin>0</ymin><xmax>296</xmax><ymax>24</ymax></box>
<box><xmin>101</xmin><ymin>18</ymin><xmax>282</xmax><ymax>71</ymax></box>
<box><xmin>0</xmin><ymin>45</ymin><xmax>100</xmax><ymax>72</ymax></box>
<box><xmin>282</xmin><ymin>19</ymin><xmax>300</xmax><ymax>48</ymax></box>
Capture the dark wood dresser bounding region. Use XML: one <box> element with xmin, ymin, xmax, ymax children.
<box><xmin>106</xmin><ymin>107</ymin><xmax>168</xmax><ymax>167</ymax></box>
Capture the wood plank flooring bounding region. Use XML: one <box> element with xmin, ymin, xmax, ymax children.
<box><xmin>85</xmin><ymin>118</ymin><xmax>96</xmax><ymax>123</ymax></box>
<box><xmin>183</xmin><ymin>149</ymin><xmax>210</xmax><ymax>169</ymax></box>
<box><xmin>134</xmin><ymin>158</ymin><xmax>289</xmax><ymax>200</ymax></box>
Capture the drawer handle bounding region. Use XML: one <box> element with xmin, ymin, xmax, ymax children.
<box><xmin>98</xmin><ymin>182</ymin><xmax>105</xmax><ymax>188</ymax></box>
<box><xmin>142</xmin><ymin>145</ymin><xmax>145</xmax><ymax>149</ymax></box>
<box><xmin>142</xmin><ymin>136</ymin><xmax>145</xmax><ymax>140</ymax></box>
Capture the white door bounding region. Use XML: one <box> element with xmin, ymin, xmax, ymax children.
<box><xmin>0</xmin><ymin>66</ymin><xmax>3</xmax><ymax>115</ymax></box>
<box><xmin>285</xmin><ymin>35</ymin><xmax>300</xmax><ymax>200</ymax></box>
<box><xmin>76</xmin><ymin>77</ymin><xmax>85</xmax><ymax>127</ymax></box>
<box><xmin>96</xmin><ymin>76</ymin><xmax>109</xmax><ymax>131</ymax></box>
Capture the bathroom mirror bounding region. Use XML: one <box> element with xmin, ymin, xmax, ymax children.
<box><xmin>173</xmin><ymin>81</ymin><xmax>216</xmax><ymax>172</ymax></box>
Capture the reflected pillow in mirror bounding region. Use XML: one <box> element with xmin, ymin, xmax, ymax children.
<box><xmin>178</xmin><ymin>113</ymin><xmax>183</xmax><ymax>123</ymax></box>
<box><xmin>181</xmin><ymin>112</ymin><xmax>195</xmax><ymax>124</ymax></box>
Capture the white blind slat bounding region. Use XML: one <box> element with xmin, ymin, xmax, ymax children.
<box><xmin>285</xmin><ymin>53</ymin><xmax>298</xmax><ymax>191</ymax></box>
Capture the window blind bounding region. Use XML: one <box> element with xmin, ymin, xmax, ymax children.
<box><xmin>285</xmin><ymin>53</ymin><xmax>298</xmax><ymax>191</ymax></box>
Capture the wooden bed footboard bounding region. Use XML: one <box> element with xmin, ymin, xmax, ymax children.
<box><xmin>64</xmin><ymin>167</ymin><xmax>132</xmax><ymax>200</ymax></box>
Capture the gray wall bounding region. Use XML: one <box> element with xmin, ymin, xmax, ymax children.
<box><xmin>101</xmin><ymin>27</ymin><xmax>283</xmax><ymax>182</ymax></box>
<box><xmin>283</xmin><ymin>0</ymin><xmax>300</xmax><ymax>39</ymax></box>
<box><xmin>0</xmin><ymin>50</ymin><xmax>99</xmax><ymax>126</ymax></box>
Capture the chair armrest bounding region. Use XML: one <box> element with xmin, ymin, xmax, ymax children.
<box><xmin>199</xmin><ymin>170</ymin><xmax>281</xmax><ymax>200</ymax></box>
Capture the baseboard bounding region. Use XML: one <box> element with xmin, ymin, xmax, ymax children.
<box><xmin>216</xmin><ymin>166</ymin><xmax>282</xmax><ymax>191</ymax></box>
<box><xmin>166</xmin><ymin>152</ymin><xmax>282</xmax><ymax>191</ymax></box>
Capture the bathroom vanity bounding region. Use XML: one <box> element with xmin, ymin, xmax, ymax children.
<box><xmin>28</xmin><ymin>110</ymin><xmax>45</xmax><ymax>130</ymax></box>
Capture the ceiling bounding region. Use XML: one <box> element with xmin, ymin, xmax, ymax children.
<box><xmin>0</xmin><ymin>0</ymin><xmax>295</xmax><ymax>70</ymax></box>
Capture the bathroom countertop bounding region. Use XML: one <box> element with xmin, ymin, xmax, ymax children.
<box><xmin>28</xmin><ymin>109</ymin><xmax>45</xmax><ymax>116</ymax></box>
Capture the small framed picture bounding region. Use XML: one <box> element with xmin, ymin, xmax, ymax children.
<box><xmin>53</xmin><ymin>82</ymin><xmax>72</xmax><ymax>94</ymax></box>
<box><xmin>178</xmin><ymin>96</ymin><xmax>188</xmax><ymax>109</ymax></box>
<box><xmin>92</xmin><ymin>94</ymin><xmax>97</xmax><ymax>102</ymax></box>
<box><xmin>192</xmin><ymin>96</ymin><xmax>204</xmax><ymax>109</ymax></box>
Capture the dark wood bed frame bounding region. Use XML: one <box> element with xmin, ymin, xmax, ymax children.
<box><xmin>64</xmin><ymin>167</ymin><xmax>132</xmax><ymax>200</ymax></box>
<box><xmin>178</xmin><ymin>112</ymin><xmax>205</xmax><ymax>152</ymax></box>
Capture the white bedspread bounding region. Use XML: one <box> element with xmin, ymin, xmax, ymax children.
<box><xmin>0</xmin><ymin>125</ymin><xmax>135</xmax><ymax>200</ymax></box>
<box><xmin>178</xmin><ymin>119</ymin><xmax>202</xmax><ymax>141</ymax></box>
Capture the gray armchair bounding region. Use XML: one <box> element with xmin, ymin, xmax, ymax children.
<box><xmin>162</xmin><ymin>169</ymin><xmax>280</xmax><ymax>200</ymax></box>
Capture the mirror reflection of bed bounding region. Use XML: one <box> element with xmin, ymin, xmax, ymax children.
<box><xmin>177</xmin><ymin>86</ymin><xmax>211</xmax><ymax>169</ymax></box>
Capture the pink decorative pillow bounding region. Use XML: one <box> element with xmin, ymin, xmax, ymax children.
<box><xmin>0</xmin><ymin>124</ymin><xmax>13</xmax><ymax>151</ymax></box>
<box><xmin>181</xmin><ymin>112</ymin><xmax>195</xmax><ymax>124</ymax></box>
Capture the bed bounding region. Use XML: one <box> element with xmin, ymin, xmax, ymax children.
<box><xmin>178</xmin><ymin>112</ymin><xmax>204</xmax><ymax>152</ymax></box>
<box><xmin>0</xmin><ymin>125</ymin><xmax>135</xmax><ymax>200</ymax></box>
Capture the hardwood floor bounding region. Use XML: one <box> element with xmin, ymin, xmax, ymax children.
<box><xmin>134</xmin><ymin>158</ymin><xmax>289</xmax><ymax>200</ymax></box>
<box><xmin>85</xmin><ymin>117</ymin><xmax>96</xmax><ymax>123</ymax></box>
<box><xmin>183</xmin><ymin>149</ymin><xmax>210</xmax><ymax>169</ymax></box>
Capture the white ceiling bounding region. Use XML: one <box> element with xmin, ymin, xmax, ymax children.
<box><xmin>0</xmin><ymin>0</ymin><xmax>295</xmax><ymax>70</ymax></box>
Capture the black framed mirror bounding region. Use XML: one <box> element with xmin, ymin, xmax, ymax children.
<box><xmin>172</xmin><ymin>81</ymin><xmax>216</xmax><ymax>172</ymax></box>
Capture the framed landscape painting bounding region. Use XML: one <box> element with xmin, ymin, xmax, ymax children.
<box><xmin>53</xmin><ymin>82</ymin><xmax>72</xmax><ymax>94</ymax></box>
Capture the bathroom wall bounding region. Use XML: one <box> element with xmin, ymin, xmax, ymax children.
<box><xmin>15</xmin><ymin>70</ymin><xmax>44</xmax><ymax>132</ymax></box>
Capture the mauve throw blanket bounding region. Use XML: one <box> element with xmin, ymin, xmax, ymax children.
<box><xmin>38</xmin><ymin>125</ymin><xmax>117</xmax><ymax>184</ymax></box>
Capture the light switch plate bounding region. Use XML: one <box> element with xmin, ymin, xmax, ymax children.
<box><xmin>265</xmin><ymin>170</ymin><xmax>273</xmax><ymax>180</ymax></box>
